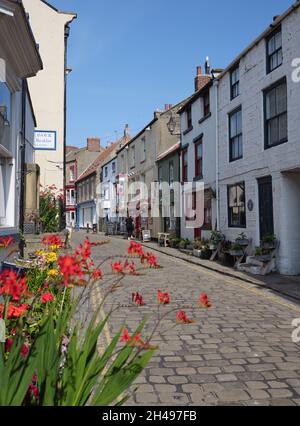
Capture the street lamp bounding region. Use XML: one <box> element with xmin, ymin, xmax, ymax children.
<box><xmin>167</xmin><ymin>114</ymin><xmax>180</xmax><ymax>135</ymax></box>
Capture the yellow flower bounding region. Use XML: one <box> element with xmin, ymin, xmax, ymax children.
<box><xmin>50</xmin><ymin>245</ymin><xmax>60</xmax><ymax>252</ymax></box>
<box><xmin>36</xmin><ymin>250</ymin><xmax>45</xmax><ymax>256</ymax></box>
<box><xmin>48</xmin><ymin>269</ymin><xmax>59</xmax><ymax>278</ymax></box>
<box><xmin>47</xmin><ymin>252</ymin><xmax>57</xmax><ymax>263</ymax></box>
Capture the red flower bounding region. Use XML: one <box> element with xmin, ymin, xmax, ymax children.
<box><xmin>5</xmin><ymin>338</ymin><xmax>28</xmax><ymax>358</ymax></box>
<box><xmin>157</xmin><ymin>289</ymin><xmax>170</xmax><ymax>305</ymax></box>
<box><xmin>0</xmin><ymin>270</ymin><xmax>29</xmax><ymax>302</ymax></box>
<box><xmin>76</xmin><ymin>239</ymin><xmax>91</xmax><ymax>260</ymax></box>
<box><xmin>199</xmin><ymin>293</ymin><xmax>212</xmax><ymax>309</ymax></box>
<box><xmin>0</xmin><ymin>303</ymin><xmax>29</xmax><ymax>319</ymax></box>
<box><xmin>58</xmin><ymin>255</ymin><xmax>84</xmax><ymax>286</ymax></box>
<box><xmin>42</xmin><ymin>235</ymin><xmax>63</xmax><ymax>248</ymax></box>
<box><xmin>0</xmin><ymin>236</ymin><xmax>13</xmax><ymax>248</ymax></box>
<box><xmin>146</xmin><ymin>252</ymin><xmax>160</xmax><ymax>269</ymax></box>
<box><xmin>91</xmin><ymin>269</ymin><xmax>103</xmax><ymax>280</ymax></box>
<box><xmin>132</xmin><ymin>292</ymin><xmax>145</xmax><ymax>306</ymax></box>
<box><xmin>41</xmin><ymin>292</ymin><xmax>54</xmax><ymax>304</ymax></box>
<box><xmin>111</xmin><ymin>261</ymin><xmax>124</xmax><ymax>274</ymax></box>
<box><xmin>128</xmin><ymin>241</ymin><xmax>144</xmax><ymax>258</ymax></box>
<box><xmin>120</xmin><ymin>327</ymin><xmax>131</xmax><ymax>343</ymax></box>
<box><xmin>128</xmin><ymin>263</ymin><xmax>137</xmax><ymax>275</ymax></box>
<box><xmin>176</xmin><ymin>310</ymin><xmax>195</xmax><ymax>324</ymax></box>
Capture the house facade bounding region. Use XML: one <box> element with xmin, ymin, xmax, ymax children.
<box><xmin>22</xmin><ymin>0</ymin><xmax>76</xmax><ymax>191</ymax></box>
<box><xmin>100</xmin><ymin>155</ymin><xmax>118</xmax><ymax>226</ymax></box>
<box><xmin>116</xmin><ymin>105</ymin><xmax>185</xmax><ymax>239</ymax></box>
<box><xmin>217</xmin><ymin>1</ymin><xmax>300</xmax><ymax>275</ymax></box>
<box><xmin>65</xmin><ymin>137</ymin><xmax>102</xmax><ymax>227</ymax></box>
<box><xmin>179</xmin><ymin>64</ymin><xmax>218</xmax><ymax>242</ymax></box>
<box><xmin>0</xmin><ymin>0</ymin><xmax>43</xmax><ymax>261</ymax></box>
<box><xmin>76</xmin><ymin>129</ymin><xmax>130</xmax><ymax>229</ymax></box>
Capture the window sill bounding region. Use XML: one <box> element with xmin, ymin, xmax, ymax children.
<box><xmin>183</xmin><ymin>126</ymin><xmax>193</xmax><ymax>136</ymax></box>
<box><xmin>267</xmin><ymin>63</ymin><xmax>282</xmax><ymax>75</ymax></box>
<box><xmin>228</xmin><ymin>225</ymin><xmax>247</xmax><ymax>229</ymax></box>
<box><xmin>265</xmin><ymin>138</ymin><xmax>288</xmax><ymax>150</ymax></box>
<box><xmin>229</xmin><ymin>156</ymin><xmax>243</xmax><ymax>163</ymax></box>
<box><xmin>193</xmin><ymin>176</ymin><xmax>203</xmax><ymax>182</ymax></box>
<box><xmin>198</xmin><ymin>112</ymin><xmax>211</xmax><ymax>125</ymax></box>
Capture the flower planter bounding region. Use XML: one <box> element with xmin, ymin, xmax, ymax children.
<box><xmin>230</xmin><ymin>250</ymin><xmax>244</xmax><ymax>257</ymax></box>
<box><xmin>262</xmin><ymin>242</ymin><xmax>276</xmax><ymax>250</ymax></box>
<box><xmin>237</xmin><ymin>239</ymin><xmax>249</xmax><ymax>247</ymax></box>
<box><xmin>209</xmin><ymin>243</ymin><xmax>218</xmax><ymax>250</ymax></box>
<box><xmin>193</xmin><ymin>249</ymin><xmax>202</xmax><ymax>258</ymax></box>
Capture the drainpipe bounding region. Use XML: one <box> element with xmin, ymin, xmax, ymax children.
<box><xmin>214</xmin><ymin>78</ymin><xmax>220</xmax><ymax>230</ymax></box>
<box><xmin>19</xmin><ymin>79</ymin><xmax>26</xmax><ymax>258</ymax></box>
<box><xmin>62</xmin><ymin>24</ymin><xmax>70</xmax><ymax>231</ymax></box>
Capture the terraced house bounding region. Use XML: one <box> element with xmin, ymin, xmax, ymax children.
<box><xmin>216</xmin><ymin>1</ymin><xmax>300</xmax><ymax>275</ymax></box>
<box><xmin>0</xmin><ymin>0</ymin><xmax>43</xmax><ymax>260</ymax></box>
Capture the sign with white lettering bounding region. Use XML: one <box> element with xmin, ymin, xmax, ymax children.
<box><xmin>34</xmin><ymin>131</ymin><xmax>57</xmax><ymax>150</ymax></box>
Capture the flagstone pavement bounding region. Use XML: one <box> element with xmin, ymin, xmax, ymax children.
<box><xmin>73</xmin><ymin>232</ymin><xmax>300</xmax><ymax>406</ymax></box>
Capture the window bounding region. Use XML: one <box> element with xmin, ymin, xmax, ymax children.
<box><xmin>105</xmin><ymin>166</ymin><xmax>108</xmax><ymax>178</ymax></box>
<box><xmin>141</xmin><ymin>137</ymin><xmax>146</xmax><ymax>162</ymax></box>
<box><xmin>230</xmin><ymin>66</ymin><xmax>240</xmax><ymax>99</ymax></box>
<box><xmin>169</xmin><ymin>162</ymin><xmax>174</xmax><ymax>185</ymax></box>
<box><xmin>265</xmin><ymin>79</ymin><xmax>287</xmax><ymax>148</ymax></box>
<box><xmin>195</xmin><ymin>139</ymin><xmax>203</xmax><ymax>178</ymax></box>
<box><xmin>229</xmin><ymin>107</ymin><xmax>243</xmax><ymax>162</ymax></box>
<box><xmin>228</xmin><ymin>182</ymin><xmax>246</xmax><ymax>228</ymax></box>
<box><xmin>203</xmin><ymin>91</ymin><xmax>210</xmax><ymax>117</ymax></box>
<box><xmin>112</xmin><ymin>162</ymin><xmax>116</xmax><ymax>174</ymax></box>
<box><xmin>186</xmin><ymin>106</ymin><xmax>192</xmax><ymax>129</ymax></box>
<box><xmin>0</xmin><ymin>83</ymin><xmax>12</xmax><ymax>151</ymax></box>
<box><xmin>182</xmin><ymin>150</ymin><xmax>188</xmax><ymax>182</ymax></box>
<box><xmin>130</xmin><ymin>146</ymin><xmax>135</xmax><ymax>168</ymax></box>
<box><xmin>0</xmin><ymin>157</ymin><xmax>7</xmax><ymax>224</ymax></box>
<box><xmin>267</xmin><ymin>27</ymin><xmax>282</xmax><ymax>73</ymax></box>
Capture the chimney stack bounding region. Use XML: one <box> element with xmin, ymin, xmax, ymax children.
<box><xmin>164</xmin><ymin>104</ymin><xmax>173</xmax><ymax>111</ymax></box>
<box><xmin>124</xmin><ymin>124</ymin><xmax>130</xmax><ymax>138</ymax></box>
<box><xmin>205</xmin><ymin>56</ymin><xmax>211</xmax><ymax>75</ymax></box>
<box><xmin>87</xmin><ymin>137</ymin><xmax>101</xmax><ymax>152</ymax></box>
<box><xmin>194</xmin><ymin>64</ymin><xmax>211</xmax><ymax>92</ymax></box>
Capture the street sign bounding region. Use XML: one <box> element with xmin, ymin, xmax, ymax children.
<box><xmin>34</xmin><ymin>130</ymin><xmax>57</xmax><ymax>150</ymax></box>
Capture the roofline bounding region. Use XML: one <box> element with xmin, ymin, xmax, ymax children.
<box><xmin>101</xmin><ymin>155</ymin><xmax>117</xmax><ymax>169</ymax></box>
<box><xmin>40</xmin><ymin>0</ymin><xmax>77</xmax><ymax>18</ymax></box>
<box><xmin>217</xmin><ymin>0</ymin><xmax>300</xmax><ymax>80</ymax></box>
<box><xmin>178</xmin><ymin>80</ymin><xmax>213</xmax><ymax>115</ymax></box>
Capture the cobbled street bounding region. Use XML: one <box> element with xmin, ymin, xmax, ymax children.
<box><xmin>73</xmin><ymin>232</ymin><xmax>300</xmax><ymax>407</ymax></box>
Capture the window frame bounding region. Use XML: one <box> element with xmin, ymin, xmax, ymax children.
<box><xmin>264</xmin><ymin>77</ymin><xmax>288</xmax><ymax>149</ymax></box>
<box><xmin>203</xmin><ymin>91</ymin><xmax>210</xmax><ymax>117</ymax></box>
<box><xmin>227</xmin><ymin>182</ymin><xmax>246</xmax><ymax>228</ymax></box>
<box><xmin>182</xmin><ymin>149</ymin><xmax>188</xmax><ymax>183</ymax></box>
<box><xmin>230</xmin><ymin>65</ymin><xmax>240</xmax><ymax>100</ymax></box>
<box><xmin>266</xmin><ymin>26</ymin><xmax>283</xmax><ymax>74</ymax></box>
<box><xmin>229</xmin><ymin>106</ymin><xmax>243</xmax><ymax>162</ymax></box>
<box><xmin>194</xmin><ymin>139</ymin><xmax>203</xmax><ymax>179</ymax></box>
<box><xmin>186</xmin><ymin>106</ymin><xmax>192</xmax><ymax>129</ymax></box>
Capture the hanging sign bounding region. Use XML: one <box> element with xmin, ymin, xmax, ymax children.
<box><xmin>34</xmin><ymin>131</ymin><xmax>57</xmax><ymax>150</ymax></box>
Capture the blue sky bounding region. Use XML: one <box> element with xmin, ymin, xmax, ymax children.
<box><xmin>50</xmin><ymin>0</ymin><xmax>293</xmax><ymax>148</ymax></box>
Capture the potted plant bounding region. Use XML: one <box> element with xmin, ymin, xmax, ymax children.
<box><xmin>200</xmin><ymin>243</ymin><xmax>212</xmax><ymax>260</ymax></box>
<box><xmin>230</xmin><ymin>242</ymin><xmax>244</xmax><ymax>257</ymax></box>
<box><xmin>193</xmin><ymin>239</ymin><xmax>204</xmax><ymax>258</ymax></box>
<box><xmin>169</xmin><ymin>237</ymin><xmax>181</xmax><ymax>249</ymax></box>
<box><xmin>261</xmin><ymin>234</ymin><xmax>277</xmax><ymax>250</ymax></box>
<box><xmin>209</xmin><ymin>230</ymin><xmax>223</xmax><ymax>250</ymax></box>
<box><xmin>254</xmin><ymin>246</ymin><xmax>263</xmax><ymax>257</ymax></box>
<box><xmin>178</xmin><ymin>239</ymin><xmax>189</xmax><ymax>250</ymax></box>
<box><xmin>236</xmin><ymin>232</ymin><xmax>249</xmax><ymax>247</ymax></box>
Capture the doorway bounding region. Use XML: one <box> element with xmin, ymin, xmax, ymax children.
<box><xmin>258</xmin><ymin>176</ymin><xmax>274</xmax><ymax>240</ymax></box>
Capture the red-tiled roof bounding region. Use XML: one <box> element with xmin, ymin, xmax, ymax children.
<box><xmin>76</xmin><ymin>134</ymin><xmax>131</xmax><ymax>182</ymax></box>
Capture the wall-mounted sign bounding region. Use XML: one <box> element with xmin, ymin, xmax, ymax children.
<box><xmin>34</xmin><ymin>131</ymin><xmax>57</xmax><ymax>150</ymax></box>
<box><xmin>142</xmin><ymin>230</ymin><xmax>151</xmax><ymax>242</ymax></box>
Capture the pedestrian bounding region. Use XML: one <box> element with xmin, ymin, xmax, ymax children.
<box><xmin>125</xmin><ymin>216</ymin><xmax>134</xmax><ymax>240</ymax></box>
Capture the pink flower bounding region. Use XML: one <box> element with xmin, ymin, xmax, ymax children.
<box><xmin>157</xmin><ymin>289</ymin><xmax>170</xmax><ymax>305</ymax></box>
<box><xmin>132</xmin><ymin>292</ymin><xmax>145</xmax><ymax>306</ymax></box>
<box><xmin>199</xmin><ymin>293</ymin><xmax>212</xmax><ymax>309</ymax></box>
<box><xmin>120</xmin><ymin>327</ymin><xmax>131</xmax><ymax>343</ymax></box>
<box><xmin>176</xmin><ymin>310</ymin><xmax>194</xmax><ymax>324</ymax></box>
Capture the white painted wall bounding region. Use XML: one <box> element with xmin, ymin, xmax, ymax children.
<box><xmin>217</xmin><ymin>5</ymin><xmax>300</xmax><ymax>274</ymax></box>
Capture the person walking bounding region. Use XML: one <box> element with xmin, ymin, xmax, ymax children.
<box><xmin>125</xmin><ymin>216</ymin><xmax>134</xmax><ymax>240</ymax></box>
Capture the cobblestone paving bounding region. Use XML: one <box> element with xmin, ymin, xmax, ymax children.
<box><xmin>73</xmin><ymin>233</ymin><xmax>300</xmax><ymax>406</ymax></box>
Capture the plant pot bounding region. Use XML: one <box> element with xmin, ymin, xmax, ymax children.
<box><xmin>262</xmin><ymin>242</ymin><xmax>276</xmax><ymax>250</ymax></box>
<box><xmin>230</xmin><ymin>250</ymin><xmax>244</xmax><ymax>257</ymax></box>
<box><xmin>193</xmin><ymin>249</ymin><xmax>202</xmax><ymax>258</ymax></box>
<box><xmin>210</xmin><ymin>243</ymin><xmax>218</xmax><ymax>250</ymax></box>
<box><xmin>237</xmin><ymin>239</ymin><xmax>249</xmax><ymax>247</ymax></box>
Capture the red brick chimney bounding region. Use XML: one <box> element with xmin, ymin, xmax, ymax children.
<box><xmin>87</xmin><ymin>137</ymin><xmax>101</xmax><ymax>152</ymax></box>
<box><xmin>194</xmin><ymin>66</ymin><xmax>211</xmax><ymax>92</ymax></box>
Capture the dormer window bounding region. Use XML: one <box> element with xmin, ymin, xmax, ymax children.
<box><xmin>230</xmin><ymin>65</ymin><xmax>240</xmax><ymax>100</ymax></box>
<box><xmin>203</xmin><ymin>91</ymin><xmax>210</xmax><ymax>117</ymax></box>
<box><xmin>186</xmin><ymin>106</ymin><xmax>192</xmax><ymax>129</ymax></box>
